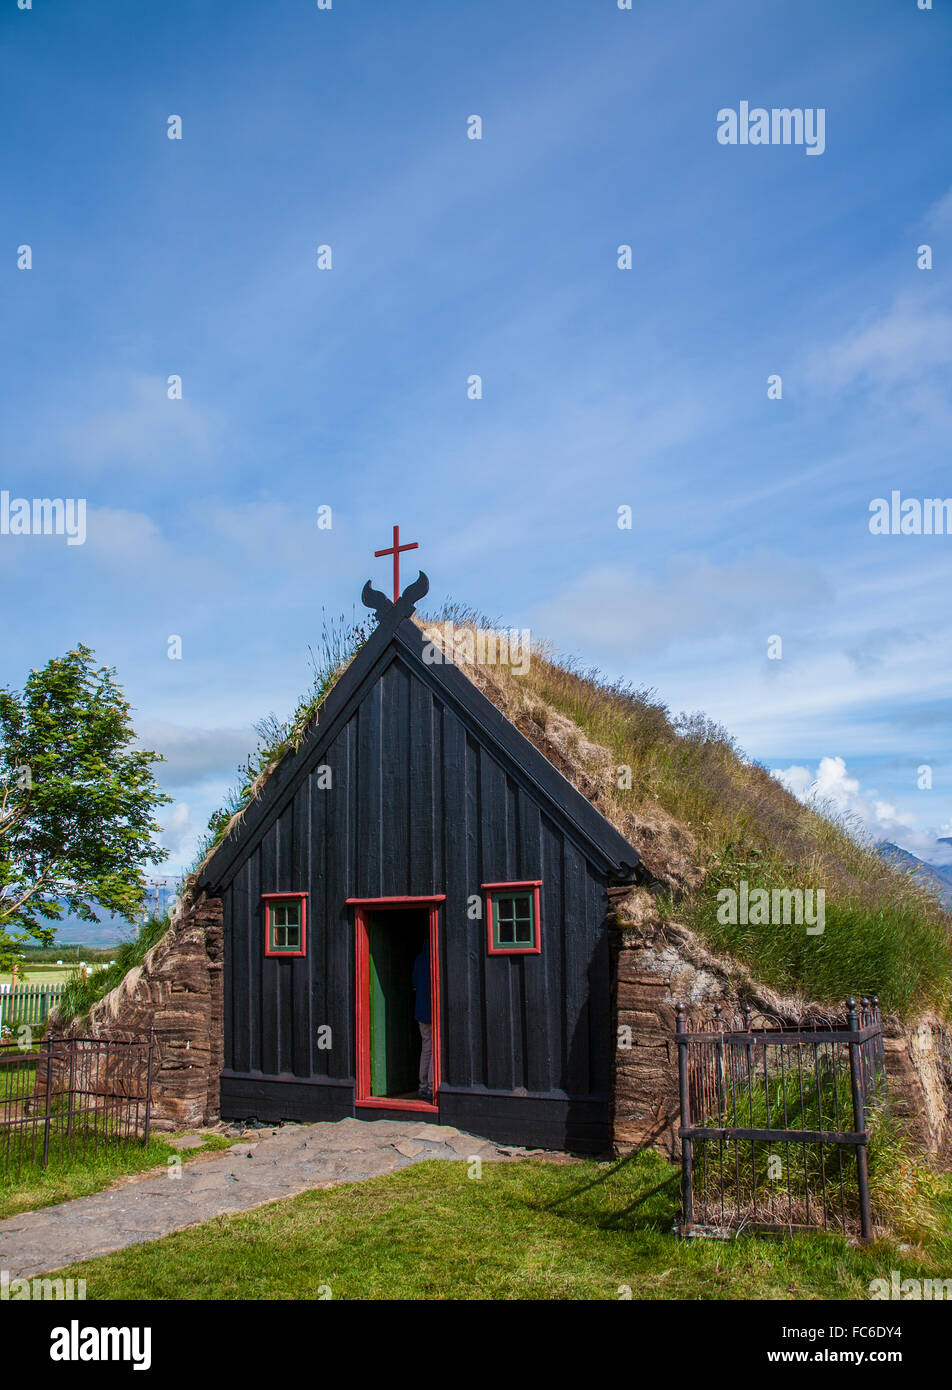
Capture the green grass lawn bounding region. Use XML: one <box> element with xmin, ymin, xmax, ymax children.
<box><xmin>53</xmin><ymin>1152</ymin><xmax>952</xmax><ymax>1301</ymax></box>
<box><xmin>0</xmin><ymin>1130</ymin><xmax>236</xmax><ymax>1221</ymax></box>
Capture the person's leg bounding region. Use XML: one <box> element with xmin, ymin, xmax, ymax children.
<box><xmin>418</xmin><ymin>1022</ymin><xmax>432</xmax><ymax>1096</ymax></box>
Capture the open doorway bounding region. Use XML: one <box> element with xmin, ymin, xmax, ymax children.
<box><xmin>350</xmin><ymin>895</ymin><xmax>443</xmax><ymax>1113</ymax></box>
<box><xmin>368</xmin><ymin>908</ymin><xmax>427</xmax><ymax>1098</ymax></box>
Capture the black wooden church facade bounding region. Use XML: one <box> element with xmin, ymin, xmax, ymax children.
<box><xmin>198</xmin><ymin>572</ymin><xmax>640</xmax><ymax>1152</ymax></box>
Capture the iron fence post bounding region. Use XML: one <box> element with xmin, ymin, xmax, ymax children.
<box><xmin>743</xmin><ymin>1002</ymin><xmax>754</xmax><ymax>1069</ymax></box>
<box><xmin>65</xmin><ymin>1035</ymin><xmax>75</xmax><ymax>1139</ymax></box>
<box><xmin>42</xmin><ymin>1034</ymin><xmax>54</xmax><ymax>1168</ymax></box>
<box><xmin>847</xmin><ymin>998</ymin><xmax>873</xmax><ymax>1241</ymax></box>
<box><xmin>713</xmin><ymin>1003</ymin><xmax>726</xmax><ymax>1122</ymax></box>
<box><xmin>676</xmin><ymin>1002</ymin><xmax>693</xmax><ymax>1236</ymax></box>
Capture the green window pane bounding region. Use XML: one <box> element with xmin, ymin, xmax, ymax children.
<box><xmin>492</xmin><ymin>893</ymin><xmax>536</xmax><ymax>950</ymax></box>
<box><xmin>270</xmin><ymin>901</ymin><xmax>302</xmax><ymax>951</ymax></box>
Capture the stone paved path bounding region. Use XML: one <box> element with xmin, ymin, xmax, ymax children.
<box><xmin>0</xmin><ymin>1118</ymin><xmax>519</xmax><ymax>1279</ymax></box>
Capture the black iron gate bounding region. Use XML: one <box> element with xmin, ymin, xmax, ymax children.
<box><xmin>676</xmin><ymin>999</ymin><xmax>884</xmax><ymax>1240</ymax></box>
<box><xmin>0</xmin><ymin>1030</ymin><xmax>155</xmax><ymax>1177</ymax></box>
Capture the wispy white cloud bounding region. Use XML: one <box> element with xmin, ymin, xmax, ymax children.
<box><xmin>771</xmin><ymin>754</ymin><xmax>938</xmax><ymax>856</ymax></box>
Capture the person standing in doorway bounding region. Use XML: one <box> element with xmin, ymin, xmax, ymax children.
<box><xmin>411</xmin><ymin>943</ymin><xmax>432</xmax><ymax>1102</ymax></box>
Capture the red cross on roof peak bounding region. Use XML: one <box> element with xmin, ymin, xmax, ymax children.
<box><xmin>374</xmin><ymin>524</ymin><xmax>419</xmax><ymax>602</ymax></box>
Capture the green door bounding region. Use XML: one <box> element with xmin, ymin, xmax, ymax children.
<box><xmin>368</xmin><ymin>912</ymin><xmax>424</xmax><ymax>1098</ymax></box>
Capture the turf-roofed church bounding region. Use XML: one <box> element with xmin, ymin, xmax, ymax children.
<box><xmin>197</xmin><ymin>532</ymin><xmax>641</xmax><ymax>1151</ymax></box>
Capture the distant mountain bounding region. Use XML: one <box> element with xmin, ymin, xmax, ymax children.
<box><xmin>18</xmin><ymin>880</ymin><xmax>180</xmax><ymax>949</ymax></box>
<box><xmin>877</xmin><ymin>842</ymin><xmax>952</xmax><ymax>911</ymax></box>
<box><xmin>49</xmin><ymin>914</ymin><xmax>137</xmax><ymax>948</ymax></box>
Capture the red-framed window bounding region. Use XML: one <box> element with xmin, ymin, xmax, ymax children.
<box><xmin>262</xmin><ymin>892</ymin><xmax>307</xmax><ymax>957</ymax></box>
<box><xmin>482</xmin><ymin>881</ymin><xmax>542</xmax><ymax>955</ymax></box>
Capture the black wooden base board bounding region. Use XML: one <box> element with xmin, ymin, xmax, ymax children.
<box><xmin>220</xmin><ymin>1072</ymin><xmax>611</xmax><ymax>1153</ymax></box>
<box><xmin>220</xmin><ymin>1072</ymin><xmax>354</xmax><ymax>1123</ymax></box>
<box><xmin>437</xmin><ymin>1087</ymin><xmax>611</xmax><ymax>1154</ymax></box>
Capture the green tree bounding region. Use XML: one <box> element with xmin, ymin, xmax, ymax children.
<box><xmin>0</xmin><ymin>644</ymin><xmax>170</xmax><ymax>968</ymax></box>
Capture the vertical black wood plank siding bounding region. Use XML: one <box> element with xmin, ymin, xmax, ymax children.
<box><xmin>307</xmin><ymin>761</ymin><xmax>325</xmax><ymax>1079</ymax></box>
<box><xmin>504</xmin><ymin>775</ymin><xmax>523</xmax><ymax>1089</ymax></box>
<box><xmin>441</xmin><ymin>705</ymin><xmax>472</xmax><ymax>1088</ymax></box>
<box><xmin>291</xmin><ymin>782</ymin><xmax>311</xmax><ymax>1079</ymax></box>
<box><xmin>322</xmin><ymin>716</ymin><xmax>351</xmax><ymax>1079</ymax></box>
<box><xmin>277</xmin><ymin>801</ymin><xmax>295</xmax><ymax>1073</ymax></box>
<box><xmin>562</xmin><ymin>841</ymin><xmax>591</xmax><ymax>1095</ymax></box>
<box><xmin>464</xmin><ymin>731</ymin><xmax>484</xmax><ymax>1087</ymax></box>
<box><xmin>341</xmin><ymin>713</ymin><xmax>358</xmax><ymax>1073</ymax></box>
<box><xmin>519</xmin><ymin>790</ymin><xmax>549</xmax><ymax>1094</ymax></box>
<box><xmin>221</xmin><ymin>653</ymin><xmax>617</xmax><ymax>1143</ymax></box>
<box><xmin>258</xmin><ymin>828</ymin><xmax>278</xmax><ymax>1077</ymax></box>
<box><xmin>480</xmin><ymin>747</ymin><xmax>510</xmax><ymax>1092</ymax></box>
<box><xmin>433</xmin><ymin>695</ymin><xmax>446</xmax><ymax>893</ymax></box>
<box><xmin>246</xmin><ymin>848</ymin><xmax>262</xmax><ymax>1074</ymax></box>
<box><xmin>356</xmin><ymin>675</ymin><xmax>383</xmax><ymax>899</ymax></box>
<box><xmin>542</xmin><ymin>815</ymin><xmax>566</xmax><ymax>1089</ymax></box>
<box><xmin>380</xmin><ymin>659</ymin><xmax>407</xmax><ymax>896</ymax></box>
<box><xmin>408</xmin><ymin>677</ymin><xmax>434</xmax><ymax>892</ymax></box>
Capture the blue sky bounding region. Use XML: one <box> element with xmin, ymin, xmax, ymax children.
<box><xmin>2</xmin><ymin>0</ymin><xmax>951</xmax><ymax>874</ymax></box>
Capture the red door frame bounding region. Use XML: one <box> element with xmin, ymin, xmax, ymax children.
<box><xmin>347</xmin><ymin>895</ymin><xmax>445</xmax><ymax>1114</ymax></box>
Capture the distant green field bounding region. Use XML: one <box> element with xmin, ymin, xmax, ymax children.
<box><xmin>1</xmin><ymin>964</ymin><xmax>114</xmax><ymax>986</ymax></box>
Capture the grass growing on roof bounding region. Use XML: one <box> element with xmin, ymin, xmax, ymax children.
<box><xmin>51</xmin><ymin>1153</ymin><xmax>952</xmax><ymax>1301</ymax></box>
<box><xmin>427</xmin><ymin>604</ymin><xmax>952</xmax><ymax>1017</ymax></box>
<box><xmin>674</xmin><ymin>843</ymin><xmax>952</xmax><ymax>1013</ymax></box>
